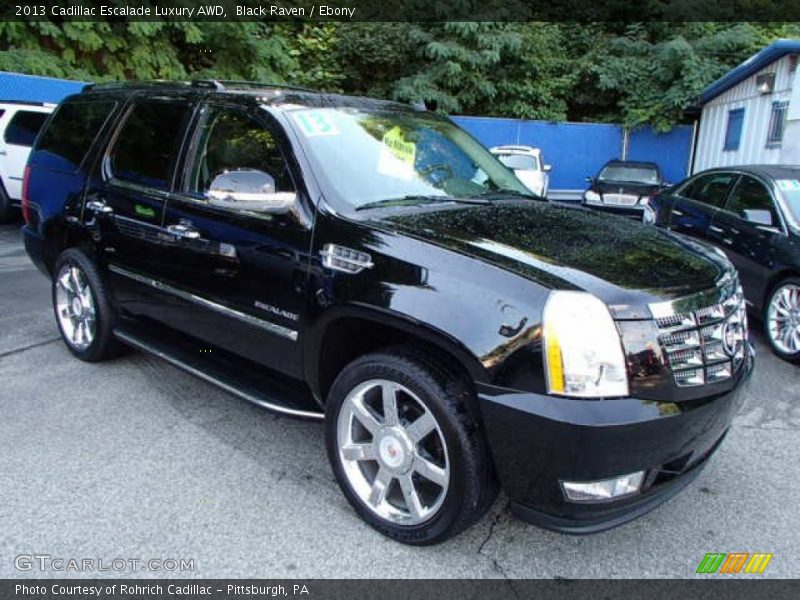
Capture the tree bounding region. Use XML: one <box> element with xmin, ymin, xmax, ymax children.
<box><xmin>1</xmin><ymin>21</ymin><xmax>799</xmax><ymax>130</ymax></box>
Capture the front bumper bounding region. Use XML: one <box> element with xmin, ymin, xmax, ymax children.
<box><xmin>477</xmin><ymin>345</ymin><xmax>753</xmax><ymax>534</ymax></box>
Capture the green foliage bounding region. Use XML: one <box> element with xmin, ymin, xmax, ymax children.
<box><xmin>1</xmin><ymin>21</ymin><xmax>798</xmax><ymax>130</ymax></box>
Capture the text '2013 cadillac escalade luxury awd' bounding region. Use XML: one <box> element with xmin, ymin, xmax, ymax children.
<box><xmin>22</xmin><ymin>81</ymin><xmax>754</xmax><ymax>544</ymax></box>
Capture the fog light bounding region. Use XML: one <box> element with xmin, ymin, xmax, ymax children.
<box><xmin>562</xmin><ymin>471</ymin><xmax>644</xmax><ymax>502</ymax></box>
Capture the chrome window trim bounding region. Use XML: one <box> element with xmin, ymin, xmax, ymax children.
<box><xmin>108</xmin><ymin>264</ymin><xmax>298</xmax><ymax>342</ymax></box>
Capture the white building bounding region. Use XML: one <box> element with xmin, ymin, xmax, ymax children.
<box><xmin>692</xmin><ymin>40</ymin><xmax>800</xmax><ymax>173</ymax></box>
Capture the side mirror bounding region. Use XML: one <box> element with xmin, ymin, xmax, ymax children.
<box><xmin>208</xmin><ymin>169</ymin><xmax>296</xmax><ymax>214</ymax></box>
<box><xmin>742</xmin><ymin>208</ymin><xmax>774</xmax><ymax>227</ymax></box>
<box><xmin>543</xmin><ymin>164</ymin><xmax>552</xmax><ymax>172</ymax></box>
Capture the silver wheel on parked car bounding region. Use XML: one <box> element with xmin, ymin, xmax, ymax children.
<box><xmin>336</xmin><ymin>378</ymin><xmax>449</xmax><ymax>526</ymax></box>
<box><xmin>767</xmin><ymin>282</ymin><xmax>800</xmax><ymax>356</ymax></box>
<box><xmin>54</xmin><ymin>263</ymin><xmax>96</xmax><ymax>350</ymax></box>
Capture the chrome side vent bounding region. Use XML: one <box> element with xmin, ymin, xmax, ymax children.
<box><xmin>321</xmin><ymin>244</ymin><xmax>374</xmax><ymax>274</ymax></box>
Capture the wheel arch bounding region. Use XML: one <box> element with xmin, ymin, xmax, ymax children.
<box><xmin>39</xmin><ymin>217</ymin><xmax>96</xmax><ymax>276</ymax></box>
<box><xmin>305</xmin><ymin>305</ymin><xmax>489</xmax><ymax>405</ymax></box>
<box><xmin>761</xmin><ymin>268</ymin><xmax>800</xmax><ymax>315</ymax></box>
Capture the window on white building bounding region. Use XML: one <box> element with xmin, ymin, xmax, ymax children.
<box><xmin>766</xmin><ymin>101</ymin><xmax>789</xmax><ymax>147</ymax></box>
<box><xmin>723</xmin><ymin>108</ymin><xmax>745</xmax><ymax>151</ymax></box>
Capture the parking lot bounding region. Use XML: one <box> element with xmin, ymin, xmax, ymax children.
<box><xmin>0</xmin><ymin>221</ymin><xmax>798</xmax><ymax>579</ymax></box>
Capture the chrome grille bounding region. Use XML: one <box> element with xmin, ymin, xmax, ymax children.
<box><xmin>603</xmin><ymin>193</ymin><xmax>638</xmax><ymax>206</ymax></box>
<box><xmin>653</xmin><ymin>284</ymin><xmax>748</xmax><ymax>387</ymax></box>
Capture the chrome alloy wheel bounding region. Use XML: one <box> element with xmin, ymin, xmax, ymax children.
<box><xmin>768</xmin><ymin>283</ymin><xmax>800</xmax><ymax>355</ymax></box>
<box><xmin>55</xmin><ymin>263</ymin><xmax>97</xmax><ymax>350</ymax></box>
<box><xmin>337</xmin><ymin>379</ymin><xmax>450</xmax><ymax>526</ymax></box>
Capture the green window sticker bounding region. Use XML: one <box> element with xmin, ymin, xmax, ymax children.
<box><xmin>293</xmin><ymin>111</ymin><xmax>340</xmax><ymax>137</ymax></box>
<box><xmin>134</xmin><ymin>204</ymin><xmax>156</xmax><ymax>219</ymax></box>
<box><xmin>776</xmin><ymin>179</ymin><xmax>800</xmax><ymax>192</ymax></box>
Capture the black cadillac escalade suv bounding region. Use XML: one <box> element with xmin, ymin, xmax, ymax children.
<box><xmin>23</xmin><ymin>81</ymin><xmax>754</xmax><ymax>544</ymax></box>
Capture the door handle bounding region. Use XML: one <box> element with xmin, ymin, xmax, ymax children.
<box><xmin>709</xmin><ymin>225</ymin><xmax>724</xmax><ymax>233</ymax></box>
<box><xmin>0</xmin><ymin>150</ymin><xmax>7</xmax><ymax>156</ymax></box>
<box><xmin>672</xmin><ymin>209</ymin><xmax>684</xmax><ymax>216</ymax></box>
<box><xmin>166</xmin><ymin>222</ymin><xmax>201</xmax><ymax>240</ymax></box>
<box><xmin>86</xmin><ymin>200</ymin><xmax>113</xmax><ymax>214</ymax></box>
<box><xmin>722</xmin><ymin>238</ymin><xmax>733</xmax><ymax>246</ymax></box>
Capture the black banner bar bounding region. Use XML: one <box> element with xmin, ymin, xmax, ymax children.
<box><xmin>4</xmin><ymin>0</ymin><xmax>800</xmax><ymax>22</ymax></box>
<box><xmin>3</xmin><ymin>580</ymin><xmax>800</xmax><ymax>600</ymax></box>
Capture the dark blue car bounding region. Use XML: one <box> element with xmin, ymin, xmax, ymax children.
<box><xmin>649</xmin><ymin>165</ymin><xmax>800</xmax><ymax>362</ymax></box>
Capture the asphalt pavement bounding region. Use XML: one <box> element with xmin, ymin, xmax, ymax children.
<box><xmin>0</xmin><ymin>222</ymin><xmax>798</xmax><ymax>579</ymax></box>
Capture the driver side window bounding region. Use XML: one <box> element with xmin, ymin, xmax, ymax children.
<box><xmin>187</xmin><ymin>106</ymin><xmax>294</xmax><ymax>198</ymax></box>
<box><xmin>726</xmin><ymin>175</ymin><xmax>780</xmax><ymax>227</ymax></box>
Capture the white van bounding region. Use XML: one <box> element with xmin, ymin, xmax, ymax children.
<box><xmin>0</xmin><ymin>102</ymin><xmax>54</xmax><ymax>221</ymax></box>
<box><xmin>490</xmin><ymin>145</ymin><xmax>551</xmax><ymax>198</ymax></box>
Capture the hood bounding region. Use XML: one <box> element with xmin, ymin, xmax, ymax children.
<box><xmin>381</xmin><ymin>201</ymin><xmax>732</xmax><ymax>319</ymax></box>
<box><xmin>592</xmin><ymin>180</ymin><xmax>662</xmax><ymax>196</ymax></box>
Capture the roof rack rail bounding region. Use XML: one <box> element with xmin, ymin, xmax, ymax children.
<box><xmin>83</xmin><ymin>80</ymin><xmax>195</xmax><ymax>92</ymax></box>
<box><xmin>198</xmin><ymin>79</ymin><xmax>317</xmax><ymax>93</ymax></box>
<box><xmin>82</xmin><ymin>79</ymin><xmax>318</xmax><ymax>94</ymax></box>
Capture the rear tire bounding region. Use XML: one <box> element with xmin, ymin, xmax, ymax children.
<box><xmin>52</xmin><ymin>248</ymin><xmax>125</xmax><ymax>362</ymax></box>
<box><xmin>0</xmin><ymin>182</ymin><xmax>18</xmax><ymax>223</ymax></box>
<box><xmin>764</xmin><ymin>277</ymin><xmax>800</xmax><ymax>363</ymax></box>
<box><xmin>325</xmin><ymin>347</ymin><xmax>498</xmax><ymax>545</ymax></box>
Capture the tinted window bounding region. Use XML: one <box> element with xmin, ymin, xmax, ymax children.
<box><xmin>497</xmin><ymin>154</ymin><xmax>538</xmax><ymax>170</ymax></box>
<box><xmin>726</xmin><ymin>175</ymin><xmax>780</xmax><ymax>227</ymax></box>
<box><xmin>110</xmin><ymin>99</ymin><xmax>191</xmax><ymax>190</ymax></box>
<box><xmin>187</xmin><ymin>107</ymin><xmax>294</xmax><ymax>196</ymax></box>
<box><xmin>598</xmin><ymin>165</ymin><xmax>660</xmax><ymax>184</ymax></box>
<box><xmin>5</xmin><ymin>111</ymin><xmax>48</xmax><ymax>147</ymax></box>
<box><xmin>37</xmin><ymin>101</ymin><xmax>115</xmax><ymax>171</ymax></box>
<box><xmin>681</xmin><ymin>173</ymin><xmax>736</xmax><ymax>207</ymax></box>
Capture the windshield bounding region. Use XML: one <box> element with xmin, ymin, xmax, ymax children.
<box><xmin>598</xmin><ymin>165</ymin><xmax>660</xmax><ymax>185</ymax></box>
<box><xmin>496</xmin><ymin>153</ymin><xmax>538</xmax><ymax>171</ymax></box>
<box><xmin>287</xmin><ymin>107</ymin><xmax>534</xmax><ymax>209</ymax></box>
<box><xmin>777</xmin><ymin>179</ymin><xmax>800</xmax><ymax>225</ymax></box>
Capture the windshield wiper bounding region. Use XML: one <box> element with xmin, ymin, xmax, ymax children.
<box><xmin>355</xmin><ymin>195</ymin><xmax>452</xmax><ymax>211</ymax></box>
<box><xmin>355</xmin><ymin>195</ymin><xmax>492</xmax><ymax>211</ymax></box>
<box><xmin>471</xmin><ymin>188</ymin><xmax>540</xmax><ymax>200</ymax></box>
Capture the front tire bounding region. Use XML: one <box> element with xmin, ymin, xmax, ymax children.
<box><xmin>325</xmin><ymin>347</ymin><xmax>498</xmax><ymax>545</ymax></box>
<box><xmin>52</xmin><ymin>248</ymin><xmax>125</xmax><ymax>362</ymax></box>
<box><xmin>764</xmin><ymin>278</ymin><xmax>800</xmax><ymax>362</ymax></box>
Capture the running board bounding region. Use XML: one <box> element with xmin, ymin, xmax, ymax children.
<box><xmin>113</xmin><ymin>327</ymin><xmax>324</xmax><ymax>421</ymax></box>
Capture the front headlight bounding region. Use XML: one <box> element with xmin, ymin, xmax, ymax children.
<box><xmin>584</xmin><ymin>190</ymin><xmax>601</xmax><ymax>203</ymax></box>
<box><xmin>543</xmin><ymin>291</ymin><xmax>629</xmax><ymax>398</ymax></box>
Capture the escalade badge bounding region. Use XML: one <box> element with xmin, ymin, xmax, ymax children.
<box><xmin>254</xmin><ymin>301</ymin><xmax>299</xmax><ymax>322</ymax></box>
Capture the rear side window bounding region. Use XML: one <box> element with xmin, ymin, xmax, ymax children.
<box><xmin>5</xmin><ymin>110</ymin><xmax>48</xmax><ymax>147</ymax></box>
<box><xmin>680</xmin><ymin>173</ymin><xmax>736</xmax><ymax>207</ymax></box>
<box><xmin>109</xmin><ymin>99</ymin><xmax>191</xmax><ymax>190</ymax></box>
<box><xmin>37</xmin><ymin>101</ymin><xmax>116</xmax><ymax>171</ymax></box>
<box><xmin>497</xmin><ymin>154</ymin><xmax>538</xmax><ymax>170</ymax></box>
